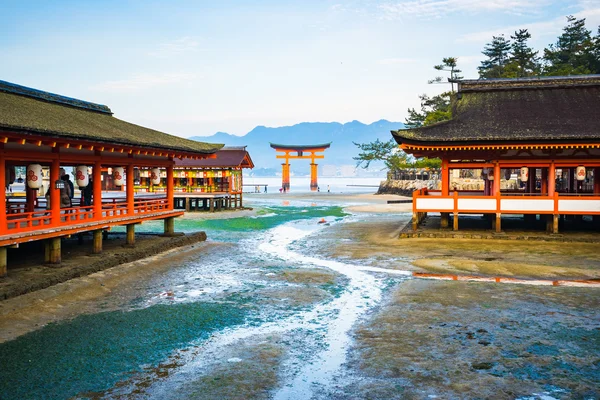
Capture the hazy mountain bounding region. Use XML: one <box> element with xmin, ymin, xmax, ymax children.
<box><xmin>190</xmin><ymin>119</ymin><xmax>404</xmax><ymax>174</ymax></box>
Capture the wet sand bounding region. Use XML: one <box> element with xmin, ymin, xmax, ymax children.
<box><xmin>1</xmin><ymin>192</ymin><xmax>598</xmax><ymax>399</ymax></box>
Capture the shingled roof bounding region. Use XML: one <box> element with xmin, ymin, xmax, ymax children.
<box><xmin>175</xmin><ymin>147</ymin><xmax>254</xmax><ymax>168</ymax></box>
<box><xmin>392</xmin><ymin>75</ymin><xmax>600</xmax><ymax>146</ymax></box>
<box><xmin>0</xmin><ymin>80</ymin><xmax>223</xmax><ymax>155</ymax></box>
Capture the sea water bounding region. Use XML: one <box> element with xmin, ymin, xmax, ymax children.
<box><xmin>0</xmin><ymin>196</ymin><xmax>411</xmax><ymax>400</ymax></box>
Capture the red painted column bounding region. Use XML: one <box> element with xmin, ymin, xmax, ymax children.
<box><xmin>0</xmin><ymin>152</ymin><xmax>6</xmax><ymax>235</ymax></box>
<box><xmin>93</xmin><ymin>161</ymin><xmax>102</xmax><ymax>220</ymax></box>
<box><xmin>282</xmin><ymin>162</ymin><xmax>290</xmax><ymax>191</ymax></box>
<box><xmin>166</xmin><ymin>162</ymin><xmax>174</xmax><ymax>210</ymax></box>
<box><xmin>493</xmin><ymin>162</ymin><xmax>501</xmax><ymax>195</ymax></box>
<box><xmin>441</xmin><ymin>158</ymin><xmax>449</xmax><ymax>196</ymax></box>
<box><xmin>310</xmin><ymin>163</ymin><xmax>318</xmax><ymax>191</ymax></box>
<box><xmin>126</xmin><ymin>163</ymin><xmax>134</xmax><ymax>215</ymax></box>
<box><xmin>50</xmin><ymin>159</ymin><xmax>60</xmax><ymax>226</ymax></box>
<box><xmin>541</xmin><ymin>168</ymin><xmax>548</xmax><ymax>195</ymax></box>
<box><xmin>548</xmin><ymin>162</ymin><xmax>556</xmax><ymax>197</ymax></box>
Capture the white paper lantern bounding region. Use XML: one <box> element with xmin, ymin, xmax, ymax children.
<box><xmin>26</xmin><ymin>164</ymin><xmax>43</xmax><ymax>189</ymax></box>
<box><xmin>76</xmin><ymin>165</ymin><xmax>89</xmax><ymax>188</ymax></box>
<box><xmin>576</xmin><ymin>166</ymin><xmax>586</xmax><ymax>181</ymax></box>
<box><xmin>151</xmin><ymin>168</ymin><xmax>161</xmax><ymax>185</ymax></box>
<box><xmin>520</xmin><ymin>167</ymin><xmax>529</xmax><ymax>182</ymax></box>
<box><xmin>113</xmin><ymin>167</ymin><xmax>125</xmax><ymax>186</ymax></box>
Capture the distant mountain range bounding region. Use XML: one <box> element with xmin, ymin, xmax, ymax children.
<box><xmin>190</xmin><ymin>119</ymin><xmax>404</xmax><ymax>175</ymax></box>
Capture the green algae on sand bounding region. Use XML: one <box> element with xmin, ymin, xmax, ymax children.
<box><xmin>0</xmin><ymin>302</ymin><xmax>249</xmax><ymax>400</ymax></box>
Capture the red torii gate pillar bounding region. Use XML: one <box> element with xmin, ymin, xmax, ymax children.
<box><xmin>270</xmin><ymin>143</ymin><xmax>331</xmax><ymax>192</ymax></box>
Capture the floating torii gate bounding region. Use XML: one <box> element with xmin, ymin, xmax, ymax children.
<box><xmin>270</xmin><ymin>143</ymin><xmax>331</xmax><ymax>191</ymax></box>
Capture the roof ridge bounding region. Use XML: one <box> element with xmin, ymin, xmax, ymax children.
<box><xmin>0</xmin><ymin>80</ymin><xmax>112</xmax><ymax>115</ymax></box>
<box><xmin>456</xmin><ymin>75</ymin><xmax>600</xmax><ymax>93</ymax></box>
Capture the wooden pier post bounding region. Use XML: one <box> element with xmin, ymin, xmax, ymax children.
<box><xmin>453</xmin><ymin>213</ymin><xmax>459</xmax><ymax>231</ymax></box>
<box><xmin>440</xmin><ymin>213</ymin><xmax>449</xmax><ymax>228</ymax></box>
<box><xmin>0</xmin><ymin>247</ymin><xmax>7</xmax><ymax>277</ymax></box>
<box><xmin>553</xmin><ymin>214</ymin><xmax>559</xmax><ymax>234</ymax></box>
<box><xmin>126</xmin><ymin>224</ymin><xmax>135</xmax><ymax>246</ymax></box>
<box><xmin>45</xmin><ymin>237</ymin><xmax>62</xmax><ymax>264</ymax></box>
<box><xmin>92</xmin><ymin>229</ymin><xmax>103</xmax><ymax>254</ymax></box>
<box><xmin>495</xmin><ymin>213</ymin><xmax>501</xmax><ymax>233</ymax></box>
<box><xmin>164</xmin><ymin>217</ymin><xmax>175</xmax><ymax>235</ymax></box>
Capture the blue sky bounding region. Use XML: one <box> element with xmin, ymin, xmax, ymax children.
<box><xmin>1</xmin><ymin>0</ymin><xmax>598</xmax><ymax>137</ymax></box>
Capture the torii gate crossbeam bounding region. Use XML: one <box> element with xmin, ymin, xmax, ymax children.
<box><xmin>270</xmin><ymin>143</ymin><xmax>331</xmax><ymax>191</ymax></box>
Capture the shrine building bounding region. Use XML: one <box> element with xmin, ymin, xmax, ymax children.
<box><xmin>171</xmin><ymin>146</ymin><xmax>254</xmax><ymax>211</ymax></box>
<box><xmin>391</xmin><ymin>75</ymin><xmax>600</xmax><ymax>233</ymax></box>
<box><xmin>0</xmin><ymin>80</ymin><xmax>223</xmax><ymax>276</ymax></box>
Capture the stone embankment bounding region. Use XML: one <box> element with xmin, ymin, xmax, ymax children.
<box><xmin>377</xmin><ymin>178</ymin><xmax>520</xmax><ymax>196</ymax></box>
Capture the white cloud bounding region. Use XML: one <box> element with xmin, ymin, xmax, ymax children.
<box><xmin>91</xmin><ymin>73</ymin><xmax>198</xmax><ymax>92</ymax></box>
<box><xmin>457</xmin><ymin>5</ymin><xmax>600</xmax><ymax>43</ymax></box>
<box><xmin>148</xmin><ymin>37</ymin><xmax>202</xmax><ymax>57</ymax></box>
<box><xmin>377</xmin><ymin>0</ymin><xmax>552</xmax><ymax>20</ymax></box>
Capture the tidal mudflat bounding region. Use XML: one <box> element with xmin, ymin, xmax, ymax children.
<box><xmin>0</xmin><ymin>193</ymin><xmax>598</xmax><ymax>399</ymax></box>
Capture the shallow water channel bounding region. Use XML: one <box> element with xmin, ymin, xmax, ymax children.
<box><xmin>0</xmin><ymin>198</ymin><xmax>412</xmax><ymax>399</ymax></box>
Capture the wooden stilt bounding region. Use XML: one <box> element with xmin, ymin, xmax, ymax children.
<box><xmin>92</xmin><ymin>229</ymin><xmax>103</xmax><ymax>254</ymax></box>
<box><xmin>185</xmin><ymin>198</ymin><xmax>190</xmax><ymax>212</ymax></box>
<box><xmin>495</xmin><ymin>213</ymin><xmax>501</xmax><ymax>233</ymax></box>
<box><xmin>0</xmin><ymin>247</ymin><xmax>7</xmax><ymax>277</ymax></box>
<box><xmin>126</xmin><ymin>224</ymin><xmax>135</xmax><ymax>246</ymax></box>
<box><xmin>210</xmin><ymin>199</ymin><xmax>214</xmax><ymax>212</ymax></box>
<box><xmin>440</xmin><ymin>213</ymin><xmax>449</xmax><ymax>229</ymax></box>
<box><xmin>453</xmin><ymin>213</ymin><xmax>459</xmax><ymax>231</ymax></box>
<box><xmin>46</xmin><ymin>237</ymin><xmax>61</xmax><ymax>263</ymax></box>
<box><xmin>164</xmin><ymin>217</ymin><xmax>175</xmax><ymax>235</ymax></box>
<box><xmin>553</xmin><ymin>214</ymin><xmax>559</xmax><ymax>234</ymax></box>
<box><xmin>412</xmin><ymin>212</ymin><xmax>418</xmax><ymax>231</ymax></box>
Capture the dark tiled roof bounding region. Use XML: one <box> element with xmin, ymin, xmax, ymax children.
<box><xmin>392</xmin><ymin>75</ymin><xmax>600</xmax><ymax>145</ymax></box>
<box><xmin>269</xmin><ymin>142</ymin><xmax>331</xmax><ymax>150</ymax></box>
<box><xmin>0</xmin><ymin>80</ymin><xmax>223</xmax><ymax>154</ymax></box>
<box><xmin>175</xmin><ymin>149</ymin><xmax>254</xmax><ymax>168</ymax></box>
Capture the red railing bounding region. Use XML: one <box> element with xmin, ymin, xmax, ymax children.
<box><xmin>3</xmin><ymin>196</ymin><xmax>171</xmax><ymax>235</ymax></box>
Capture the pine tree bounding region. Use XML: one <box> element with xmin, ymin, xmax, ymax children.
<box><xmin>543</xmin><ymin>15</ymin><xmax>595</xmax><ymax>75</ymax></box>
<box><xmin>478</xmin><ymin>35</ymin><xmax>512</xmax><ymax>78</ymax></box>
<box><xmin>428</xmin><ymin>57</ymin><xmax>463</xmax><ymax>92</ymax></box>
<box><xmin>508</xmin><ymin>29</ymin><xmax>540</xmax><ymax>77</ymax></box>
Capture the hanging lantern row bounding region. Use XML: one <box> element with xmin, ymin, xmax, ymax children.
<box><xmin>76</xmin><ymin>165</ymin><xmax>89</xmax><ymax>188</ymax></box>
<box><xmin>520</xmin><ymin>167</ymin><xmax>529</xmax><ymax>182</ymax></box>
<box><xmin>26</xmin><ymin>164</ymin><xmax>43</xmax><ymax>190</ymax></box>
<box><xmin>113</xmin><ymin>167</ymin><xmax>125</xmax><ymax>186</ymax></box>
<box><xmin>576</xmin><ymin>165</ymin><xmax>586</xmax><ymax>181</ymax></box>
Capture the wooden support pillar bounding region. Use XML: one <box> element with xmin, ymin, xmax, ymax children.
<box><xmin>440</xmin><ymin>213</ymin><xmax>449</xmax><ymax>228</ymax></box>
<box><xmin>493</xmin><ymin>162</ymin><xmax>500</xmax><ymax>195</ymax></box>
<box><xmin>239</xmin><ymin>193</ymin><xmax>243</xmax><ymax>208</ymax></box>
<box><xmin>553</xmin><ymin>214</ymin><xmax>559</xmax><ymax>234</ymax></box>
<box><xmin>210</xmin><ymin>199</ymin><xmax>214</xmax><ymax>212</ymax></box>
<box><xmin>126</xmin><ymin>163</ymin><xmax>134</xmax><ymax>216</ymax></box>
<box><xmin>45</xmin><ymin>237</ymin><xmax>61</xmax><ymax>264</ymax></box>
<box><xmin>185</xmin><ymin>197</ymin><xmax>191</xmax><ymax>212</ymax></box>
<box><xmin>126</xmin><ymin>224</ymin><xmax>135</xmax><ymax>246</ymax></box>
<box><xmin>164</xmin><ymin>217</ymin><xmax>175</xmax><ymax>235</ymax></box>
<box><xmin>0</xmin><ymin>152</ymin><xmax>6</xmax><ymax>236</ymax></box>
<box><xmin>495</xmin><ymin>213</ymin><xmax>501</xmax><ymax>233</ymax></box>
<box><xmin>0</xmin><ymin>247</ymin><xmax>6</xmax><ymax>278</ymax></box>
<box><xmin>93</xmin><ymin>160</ymin><xmax>102</xmax><ymax>220</ymax></box>
<box><xmin>412</xmin><ymin>212</ymin><xmax>418</xmax><ymax>231</ymax></box>
<box><xmin>166</xmin><ymin>162</ymin><xmax>174</xmax><ymax>210</ymax></box>
<box><xmin>548</xmin><ymin>162</ymin><xmax>556</xmax><ymax>197</ymax></box>
<box><xmin>453</xmin><ymin>213</ymin><xmax>459</xmax><ymax>231</ymax></box>
<box><xmin>282</xmin><ymin>162</ymin><xmax>290</xmax><ymax>190</ymax></box>
<box><xmin>541</xmin><ymin>168</ymin><xmax>548</xmax><ymax>195</ymax></box>
<box><xmin>310</xmin><ymin>163</ymin><xmax>318</xmax><ymax>191</ymax></box>
<box><xmin>441</xmin><ymin>158</ymin><xmax>450</xmax><ymax>196</ymax></box>
<box><xmin>50</xmin><ymin>159</ymin><xmax>61</xmax><ymax>226</ymax></box>
<box><xmin>92</xmin><ymin>229</ymin><xmax>103</xmax><ymax>254</ymax></box>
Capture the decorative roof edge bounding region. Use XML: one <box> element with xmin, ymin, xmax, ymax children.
<box><xmin>453</xmin><ymin>75</ymin><xmax>600</xmax><ymax>93</ymax></box>
<box><xmin>269</xmin><ymin>142</ymin><xmax>331</xmax><ymax>150</ymax></box>
<box><xmin>0</xmin><ymin>80</ymin><xmax>112</xmax><ymax>115</ymax></box>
